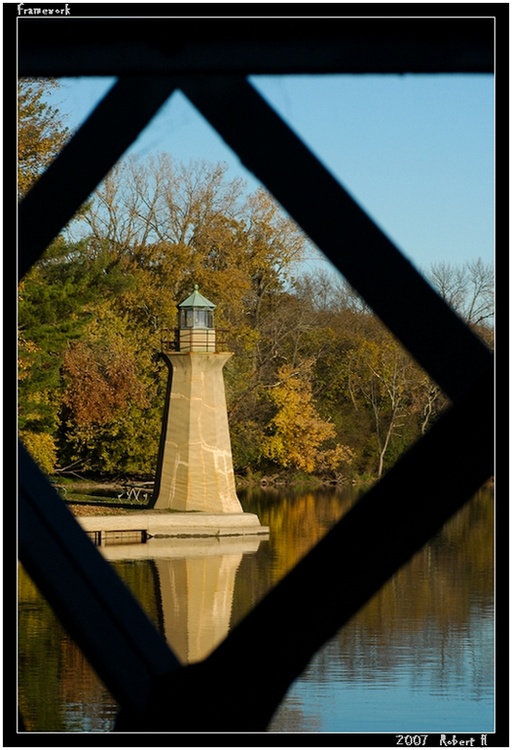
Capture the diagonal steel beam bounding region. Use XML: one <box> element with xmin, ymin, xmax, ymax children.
<box><xmin>18</xmin><ymin>441</ymin><xmax>182</xmax><ymax>714</ymax></box>
<box><xmin>115</xmin><ymin>362</ymin><xmax>494</xmax><ymax>732</ymax></box>
<box><xmin>18</xmin><ymin>76</ymin><xmax>177</xmax><ymax>280</ymax></box>
<box><xmin>178</xmin><ymin>75</ymin><xmax>492</xmax><ymax>404</ymax></box>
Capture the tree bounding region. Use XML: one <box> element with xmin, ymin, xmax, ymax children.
<box><xmin>18</xmin><ymin>78</ymin><xmax>69</xmax><ymax>199</ymax></box>
<box><xmin>18</xmin><ymin>237</ymin><xmax>115</xmax><ymax>465</ymax></box>
<box><xmin>79</xmin><ymin>157</ymin><xmax>288</xmax><ymax>340</ymax></box>
<box><xmin>77</xmin><ymin>155</ymin><xmax>312</xmax><ymax>476</ymax></box>
<box><xmin>21</xmin><ymin>129</ymin><xmax>492</xmax><ymax>483</ymax></box>
<box><xmin>58</xmin><ymin>302</ymin><xmax>163</xmax><ymax>476</ymax></box>
<box><xmin>428</xmin><ymin>259</ymin><xmax>494</xmax><ymax>338</ymax></box>
<box><xmin>17</xmin><ymin>78</ymin><xmax>73</xmax><ymax>471</ymax></box>
<box><xmin>345</xmin><ymin>325</ymin><xmax>422</xmax><ymax>478</ymax></box>
<box><xmin>262</xmin><ymin>362</ymin><xmax>353</xmax><ymax>476</ymax></box>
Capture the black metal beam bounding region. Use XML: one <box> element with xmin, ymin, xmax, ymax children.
<box><xmin>17</xmin><ymin>16</ymin><xmax>494</xmax><ymax>76</ymax></box>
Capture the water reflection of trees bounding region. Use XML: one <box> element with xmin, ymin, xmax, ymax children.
<box><xmin>237</xmin><ymin>486</ymin><xmax>493</xmax><ymax>707</ymax></box>
<box><xmin>234</xmin><ymin>486</ymin><xmax>362</xmax><ymax>619</ymax></box>
<box><xmin>18</xmin><ymin>568</ymin><xmax>117</xmax><ymax>731</ymax></box>
<box><xmin>236</xmin><ymin>486</ymin><xmax>492</xmax><ymax>627</ymax></box>
<box><xmin>18</xmin><ymin>486</ymin><xmax>492</xmax><ymax>731</ymax></box>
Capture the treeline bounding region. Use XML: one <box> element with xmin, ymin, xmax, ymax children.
<box><xmin>18</xmin><ymin>81</ymin><xmax>494</xmax><ymax>484</ymax></box>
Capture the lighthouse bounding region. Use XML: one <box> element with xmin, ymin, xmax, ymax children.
<box><xmin>153</xmin><ymin>286</ymin><xmax>244</xmax><ymax>513</ymax></box>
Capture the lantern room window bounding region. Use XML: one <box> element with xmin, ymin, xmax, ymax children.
<box><xmin>180</xmin><ymin>308</ymin><xmax>214</xmax><ymax>329</ymax></box>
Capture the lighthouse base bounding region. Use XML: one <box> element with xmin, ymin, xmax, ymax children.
<box><xmin>154</xmin><ymin>352</ymin><xmax>243</xmax><ymax>513</ymax></box>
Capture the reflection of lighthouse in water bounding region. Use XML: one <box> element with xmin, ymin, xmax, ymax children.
<box><xmin>153</xmin><ymin>285</ymin><xmax>244</xmax><ymax>514</ymax></box>
<box><xmin>100</xmin><ymin>537</ymin><xmax>266</xmax><ymax>665</ymax></box>
<box><xmin>154</xmin><ymin>550</ymin><xmax>244</xmax><ymax>664</ymax></box>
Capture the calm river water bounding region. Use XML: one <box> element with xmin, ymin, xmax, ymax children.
<box><xmin>18</xmin><ymin>485</ymin><xmax>494</xmax><ymax>735</ymax></box>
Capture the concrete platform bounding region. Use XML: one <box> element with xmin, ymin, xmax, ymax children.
<box><xmin>98</xmin><ymin>534</ymin><xmax>267</xmax><ymax>561</ymax></box>
<box><xmin>75</xmin><ymin>511</ymin><xmax>269</xmax><ymax>541</ymax></box>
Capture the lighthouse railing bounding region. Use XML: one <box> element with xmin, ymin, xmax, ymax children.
<box><xmin>160</xmin><ymin>327</ymin><xmax>230</xmax><ymax>354</ymax></box>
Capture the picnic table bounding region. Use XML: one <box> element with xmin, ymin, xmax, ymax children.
<box><xmin>116</xmin><ymin>482</ymin><xmax>154</xmax><ymax>502</ymax></box>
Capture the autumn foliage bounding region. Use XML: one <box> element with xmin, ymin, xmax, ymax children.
<box><xmin>18</xmin><ymin>80</ymin><xmax>494</xmax><ymax>481</ymax></box>
<box><xmin>17</xmin><ymin>78</ymin><xmax>69</xmax><ymax>199</ymax></box>
<box><xmin>263</xmin><ymin>363</ymin><xmax>354</xmax><ymax>475</ymax></box>
<box><xmin>61</xmin><ymin>338</ymin><xmax>147</xmax><ymax>428</ymax></box>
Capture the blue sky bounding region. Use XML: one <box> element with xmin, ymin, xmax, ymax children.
<box><xmin>49</xmin><ymin>72</ymin><xmax>494</xmax><ymax>277</ymax></box>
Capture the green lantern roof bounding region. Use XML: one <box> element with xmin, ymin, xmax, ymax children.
<box><xmin>178</xmin><ymin>285</ymin><xmax>216</xmax><ymax>310</ymax></box>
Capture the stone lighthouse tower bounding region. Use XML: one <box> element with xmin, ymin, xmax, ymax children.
<box><xmin>153</xmin><ymin>286</ymin><xmax>244</xmax><ymax>513</ymax></box>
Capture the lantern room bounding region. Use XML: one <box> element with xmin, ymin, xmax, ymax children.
<box><xmin>177</xmin><ymin>285</ymin><xmax>216</xmax><ymax>352</ymax></box>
